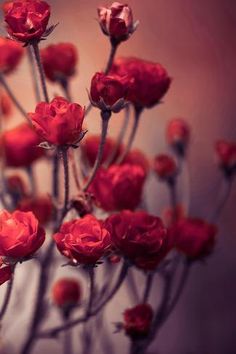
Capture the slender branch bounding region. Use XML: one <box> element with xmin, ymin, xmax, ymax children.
<box><xmin>210</xmin><ymin>177</ymin><xmax>233</xmax><ymax>222</ymax></box>
<box><xmin>126</xmin><ymin>269</ymin><xmax>140</xmax><ymax>304</ymax></box>
<box><xmin>61</xmin><ymin>148</ymin><xmax>70</xmax><ymax>217</ymax></box>
<box><xmin>86</xmin><ymin>267</ymin><xmax>95</xmax><ymax>316</ymax></box>
<box><xmin>27</xmin><ymin>46</ymin><xmax>41</xmax><ymax>103</ymax></box>
<box><xmin>142</xmin><ymin>272</ymin><xmax>154</xmax><ymax>303</ymax></box>
<box><xmin>70</xmin><ymin>150</ymin><xmax>81</xmax><ymax>190</ymax></box>
<box><xmin>52</xmin><ymin>152</ymin><xmax>60</xmax><ymax>200</ymax></box>
<box><xmin>26</xmin><ymin>165</ymin><xmax>37</xmax><ymax>196</ymax></box>
<box><xmin>104</xmin><ymin>42</ymin><xmax>118</xmax><ymax>75</ymax></box>
<box><xmin>63</xmin><ymin>320</ymin><xmax>73</xmax><ymax>354</ymax></box>
<box><xmin>31</xmin><ymin>41</ymin><xmax>49</xmax><ymax>103</ymax></box>
<box><xmin>59</xmin><ymin>78</ymin><xmax>72</xmax><ymax>102</ymax></box>
<box><xmin>0</xmin><ymin>265</ymin><xmax>15</xmax><ymax>321</ymax></box>
<box><xmin>168</xmin><ymin>179</ymin><xmax>178</xmax><ymax>224</ymax></box>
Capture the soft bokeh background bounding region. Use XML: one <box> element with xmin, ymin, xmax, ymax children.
<box><xmin>0</xmin><ymin>0</ymin><xmax>236</xmax><ymax>353</ymax></box>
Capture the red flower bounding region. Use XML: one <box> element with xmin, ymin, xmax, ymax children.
<box><xmin>6</xmin><ymin>175</ymin><xmax>26</xmax><ymax>198</ymax></box>
<box><xmin>0</xmin><ymin>91</ymin><xmax>12</xmax><ymax>118</ymax></box>
<box><xmin>2</xmin><ymin>1</ymin><xmax>13</xmax><ymax>14</ymax></box>
<box><xmin>215</xmin><ymin>140</ymin><xmax>236</xmax><ymax>175</ymax></box>
<box><xmin>105</xmin><ymin>210</ymin><xmax>170</xmax><ymax>270</ymax></box>
<box><xmin>52</xmin><ymin>278</ymin><xmax>82</xmax><ymax>308</ymax></box>
<box><xmin>0</xmin><ymin>258</ymin><xmax>12</xmax><ymax>286</ymax></box>
<box><xmin>53</xmin><ymin>214</ymin><xmax>111</xmax><ymax>265</ymax></box>
<box><xmin>81</xmin><ymin>135</ymin><xmax>122</xmax><ymax>167</ymax></box>
<box><xmin>123</xmin><ymin>304</ymin><xmax>153</xmax><ymax>339</ymax></box>
<box><xmin>122</xmin><ymin>149</ymin><xmax>150</xmax><ymax>176</ymax></box>
<box><xmin>89</xmin><ymin>164</ymin><xmax>146</xmax><ymax>211</ymax></box>
<box><xmin>0</xmin><ymin>210</ymin><xmax>45</xmax><ymax>260</ymax></box>
<box><xmin>29</xmin><ymin>97</ymin><xmax>85</xmax><ymax>146</ymax></box>
<box><xmin>167</xmin><ymin>118</ymin><xmax>190</xmax><ymax>155</ymax></box>
<box><xmin>0</xmin><ymin>37</ymin><xmax>24</xmax><ymax>74</ymax></box>
<box><xmin>153</xmin><ymin>154</ymin><xmax>177</xmax><ymax>180</ymax></box>
<box><xmin>18</xmin><ymin>196</ymin><xmax>53</xmax><ymax>225</ymax></box>
<box><xmin>0</xmin><ymin>123</ymin><xmax>44</xmax><ymax>167</ymax></box>
<box><xmin>162</xmin><ymin>204</ymin><xmax>185</xmax><ymax>227</ymax></box>
<box><xmin>111</xmin><ymin>57</ymin><xmax>171</xmax><ymax>109</ymax></box>
<box><xmin>97</xmin><ymin>2</ymin><xmax>137</xmax><ymax>43</ymax></box>
<box><xmin>170</xmin><ymin>218</ymin><xmax>217</xmax><ymax>259</ymax></box>
<box><xmin>5</xmin><ymin>0</ymin><xmax>51</xmax><ymax>43</ymax></box>
<box><xmin>90</xmin><ymin>72</ymin><xmax>130</xmax><ymax>112</ymax></box>
<box><xmin>41</xmin><ymin>43</ymin><xmax>78</xmax><ymax>82</ymax></box>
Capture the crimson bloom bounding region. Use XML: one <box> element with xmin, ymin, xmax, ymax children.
<box><xmin>53</xmin><ymin>214</ymin><xmax>111</xmax><ymax>265</ymax></box>
<box><xmin>29</xmin><ymin>97</ymin><xmax>85</xmax><ymax>147</ymax></box>
<box><xmin>122</xmin><ymin>149</ymin><xmax>150</xmax><ymax>176</ymax></box>
<box><xmin>215</xmin><ymin>140</ymin><xmax>236</xmax><ymax>176</ymax></box>
<box><xmin>170</xmin><ymin>218</ymin><xmax>217</xmax><ymax>259</ymax></box>
<box><xmin>41</xmin><ymin>43</ymin><xmax>78</xmax><ymax>82</ymax></box>
<box><xmin>153</xmin><ymin>154</ymin><xmax>177</xmax><ymax>180</ymax></box>
<box><xmin>0</xmin><ymin>37</ymin><xmax>24</xmax><ymax>74</ymax></box>
<box><xmin>52</xmin><ymin>278</ymin><xmax>82</xmax><ymax>308</ymax></box>
<box><xmin>0</xmin><ymin>91</ymin><xmax>12</xmax><ymax>118</ymax></box>
<box><xmin>0</xmin><ymin>123</ymin><xmax>44</xmax><ymax>167</ymax></box>
<box><xmin>111</xmin><ymin>57</ymin><xmax>171</xmax><ymax>109</ymax></box>
<box><xmin>167</xmin><ymin>118</ymin><xmax>190</xmax><ymax>156</ymax></box>
<box><xmin>89</xmin><ymin>164</ymin><xmax>146</xmax><ymax>211</ymax></box>
<box><xmin>0</xmin><ymin>210</ymin><xmax>45</xmax><ymax>260</ymax></box>
<box><xmin>5</xmin><ymin>0</ymin><xmax>51</xmax><ymax>43</ymax></box>
<box><xmin>105</xmin><ymin>210</ymin><xmax>170</xmax><ymax>270</ymax></box>
<box><xmin>123</xmin><ymin>304</ymin><xmax>153</xmax><ymax>339</ymax></box>
<box><xmin>18</xmin><ymin>196</ymin><xmax>53</xmax><ymax>225</ymax></box>
<box><xmin>0</xmin><ymin>258</ymin><xmax>12</xmax><ymax>286</ymax></box>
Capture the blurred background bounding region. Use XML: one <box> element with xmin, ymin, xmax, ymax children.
<box><xmin>0</xmin><ymin>0</ymin><xmax>236</xmax><ymax>353</ymax></box>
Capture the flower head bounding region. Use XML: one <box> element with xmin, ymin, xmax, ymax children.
<box><xmin>0</xmin><ymin>37</ymin><xmax>24</xmax><ymax>74</ymax></box>
<box><xmin>215</xmin><ymin>140</ymin><xmax>236</xmax><ymax>177</ymax></box>
<box><xmin>18</xmin><ymin>195</ymin><xmax>53</xmax><ymax>225</ymax></box>
<box><xmin>123</xmin><ymin>304</ymin><xmax>153</xmax><ymax>339</ymax></box>
<box><xmin>167</xmin><ymin>118</ymin><xmax>190</xmax><ymax>156</ymax></box>
<box><xmin>153</xmin><ymin>154</ymin><xmax>177</xmax><ymax>180</ymax></box>
<box><xmin>52</xmin><ymin>278</ymin><xmax>82</xmax><ymax>308</ymax></box>
<box><xmin>0</xmin><ymin>258</ymin><xmax>12</xmax><ymax>286</ymax></box>
<box><xmin>122</xmin><ymin>149</ymin><xmax>150</xmax><ymax>176</ymax></box>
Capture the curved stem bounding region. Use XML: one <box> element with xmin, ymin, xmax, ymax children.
<box><xmin>61</xmin><ymin>148</ymin><xmax>70</xmax><ymax>217</ymax></box>
<box><xmin>104</xmin><ymin>43</ymin><xmax>118</xmax><ymax>75</ymax></box>
<box><xmin>52</xmin><ymin>152</ymin><xmax>59</xmax><ymax>200</ymax></box>
<box><xmin>26</xmin><ymin>165</ymin><xmax>37</xmax><ymax>196</ymax></box>
<box><xmin>0</xmin><ymin>265</ymin><xmax>15</xmax><ymax>321</ymax></box>
<box><xmin>86</xmin><ymin>267</ymin><xmax>95</xmax><ymax>316</ymax></box>
<box><xmin>31</xmin><ymin>42</ymin><xmax>49</xmax><ymax>103</ymax></box>
<box><xmin>126</xmin><ymin>269</ymin><xmax>140</xmax><ymax>304</ymax></box>
<box><xmin>63</xmin><ymin>322</ymin><xmax>73</xmax><ymax>354</ymax></box>
<box><xmin>168</xmin><ymin>180</ymin><xmax>178</xmax><ymax>224</ymax></box>
<box><xmin>59</xmin><ymin>78</ymin><xmax>72</xmax><ymax>102</ymax></box>
<box><xmin>27</xmin><ymin>46</ymin><xmax>41</xmax><ymax>103</ymax></box>
<box><xmin>70</xmin><ymin>150</ymin><xmax>81</xmax><ymax>190</ymax></box>
<box><xmin>142</xmin><ymin>272</ymin><xmax>154</xmax><ymax>303</ymax></box>
<box><xmin>210</xmin><ymin>177</ymin><xmax>233</xmax><ymax>222</ymax></box>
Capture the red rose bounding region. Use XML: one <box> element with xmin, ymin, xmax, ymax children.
<box><xmin>0</xmin><ymin>258</ymin><xmax>12</xmax><ymax>286</ymax></box>
<box><xmin>123</xmin><ymin>304</ymin><xmax>153</xmax><ymax>339</ymax></box>
<box><xmin>0</xmin><ymin>91</ymin><xmax>12</xmax><ymax>118</ymax></box>
<box><xmin>90</xmin><ymin>72</ymin><xmax>130</xmax><ymax>112</ymax></box>
<box><xmin>6</xmin><ymin>175</ymin><xmax>26</xmax><ymax>198</ymax></box>
<box><xmin>53</xmin><ymin>214</ymin><xmax>111</xmax><ymax>265</ymax></box>
<box><xmin>105</xmin><ymin>210</ymin><xmax>170</xmax><ymax>270</ymax></box>
<box><xmin>153</xmin><ymin>154</ymin><xmax>177</xmax><ymax>180</ymax></box>
<box><xmin>0</xmin><ymin>210</ymin><xmax>45</xmax><ymax>260</ymax></box>
<box><xmin>215</xmin><ymin>140</ymin><xmax>236</xmax><ymax>175</ymax></box>
<box><xmin>0</xmin><ymin>37</ymin><xmax>24</xmax><ymax>74</ymax></box>
<box><xmin>5</xmin><ymin>0</ymin><xmax>51</xmax><ymax>43</ymax></box>
<box><xmin>2</xmin><ymin>1</ymin><xmax>13</xmax><ymax>14</ymax></box>
<box><xmin>122</xmin><ymin>149</ymin><xmax>150</xmax><ymax>176</ymax></box>
<box><xmin>167</xmin><ymin>118</ymin><xmax>190</xmax><ymax>155</ymax></box>
<box><xmin>89</xmin><ymin>164</ymin><xmax>146</xmax><ymax>211</ymax></box>
<box><xmin>162</xmin><ymin>204</ymin><xmax>185</xmax><ymax>227</ymax></box>
<box><xmin>52</xmin><ymin>278</ymin><xmax>82</xmax><ymax>308</ymax></box>
<box><xmin>29</xmin><ymin>97</ymin><xmax>85</xmax><ymax>146</ymax></box>
<box><xmin>18</xmin><ymin>195</ymin><xmax>53</xmax><ymax>225</ymax></box>
<box><xmin>41</xmin><ymin>43</ymin><xmax>78</xmax><ymax>82</ymax></box>
<box><xmin>111</xmin><ymin>57</ymin><xmax>171</xmax><ymax>109</ymax></box>
<box><xmin>170</xmin><ymin>218</ymin><xmax>217</xmax><ymax>259</ymax></box>
<box><xmin>81</xmin><ymin>135</ymin><xmax>122</xmax><ymax>167</ymax></box>
<box><xmin>97</xmin><ymin>2</ymin><xmax>136</xmax><ymax>43</ymax></box>
<box><xmin>0</xmin><ymin>123</ymin><xmax>44</xmax><ymax>167</ymax></box>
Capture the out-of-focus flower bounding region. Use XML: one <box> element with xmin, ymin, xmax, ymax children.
<box><xmin>41</xmin><ymin>43</ymin><xmax>78</xmax><ymax>82</ymax></box>
<box><xmin>18</xmin><ymin>196</ymin><xmax>53</xmax><ymax>225</ymax></box>
<box><xmin>54</xmin><ymin>214</ymin><xmax>111</xmax><ymax>265</ymax></box>
<box><xmin>105</xmin><ymin>210</ymin><xmax>170</xmax><ymax>270</ymax></box>
<box><xmin>0</xmin><ymin>210</ymin><xmax>45</xmax><ymax>260</ymax></box>
<box><xmin>111</xmin><ymin>57</ymin><xmax>171</xmax><ymax>109</ymax></box>
<box><xmin>153</xmin><ymin>154</ymin><xmax>177</xmax><ymax>180</ymax></box>
<box><xmin>167</xmin><ymin>118</ymin><xmax>190</xmax><ymax>156</ymax></box>
<box><xmin>170</xmin><ymin>218</ymin><xmax>217</xmax><ymax>259</ymax></box>
<box><xmin>6</xmin><ymin>175</ymin><xmax>26</xmax><ymax>198</ymax></box>
<box><xmin>215</xmin><ymin>140</ymin><xmax>236</xmax><ymax>176</ymax></box>
<box><xmin>89</xmin><ymin>164</ymin><xmax>146</xmax><ymax>211</ymax></box>
<box><xmin>0</xmin><ymin>91</ymin><xmax>12</xmax><ymax>118</ymax></box>
<box><xmin>29</xmin><ymin>97</ymin><xmax>85</xmax><ymax>147</ymax></box>
<box><xmin>123</xmin><ymin>304</ymin><xmax>153</xmax><ymax>339</ymax></box>
<box><xmin>5</xmin><ymin>0</ymin><xmax>51</xmax><ymax>43</ymax></box>
<box><xmin>0</xmin><ymin>123</ymin><xmax>45</xmax><ymax>167</ymax></box>
<box><xmin>97</xmin><ymin>2</ymin><xmax>137</xmax><ymax>43</ymax></box>
<box><xmin>0</xmin><ymin>37</ymin><xmax>24</xmax><ymax>74</ymax></box>
<box><xmin>122</xmin><ymin>149</ymin><xmax>150</xmax><ymax>176</ymax></box>
<box><xmin>0</xmin><ymin>257</ymin><xmax>12</xmax><ymax>286</ymax></box>
<box><xmin>162</xmin><ymin>204</ymin><xmax>186</xmax><ymax>227</ymax></box>
<box><xmin>52</xmin><ymin>278</ymin><xmax>82</xmax><ymax>308</ymax></box>
<box><xmin>90</xmin><ymin>72</ymin><xmax>130</xmax><ymax>112</ymax></box>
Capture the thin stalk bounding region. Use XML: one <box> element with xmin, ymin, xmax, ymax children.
<box><xmin>26</xmin><ymin>165</ymin><xmax>37</xmax><ymax>196</ymax></box>
<box><xmin>59</xmin><ymin>78</ymin><xmax>72</xmax><ymax>102</ymax></box>
<box><xmin>86</xmin><ymin>267</ymin><xmax>95</xmax><ymax>316</ymax></box>
<box><xmin>31</xmin><ymin>41</ymin><xmax>49</xmax><ymax>103</ymax></box>
<box><xmin>210</xmin><ymin>177</ymin><xmax>233</xmax><ymax>222</ymax></box>
<box><xmin>27</xmin><ymin>46</ymin><xmax>41</xmax><ymax>103</ymax></box>
<box><xmin>61</xmin><ymin>148</ymin><xmax>69</xmax><ymax>217</ymax></box>
<box><xmin>62</xmin><ymin>321</ymin><xmax>73</xmax><ymax>354</ymax></box>
<box><xmin>168</xmin><ymin>179</ymin><xmax>178</xmax><ymax>224</ymax></box>
<box><xmin>142</xmin><ymin>273</ymin><xmax>154</xmax><ymax>303</ymax></box>
<box><xmin>0</xmin><ymin>265</ymin><xmax>15</xmax><ymax>321</ymax></box>
<box><xmin>104</xmin><ymin>42</ymin><xmax>118</xmax><ymax>75</ymax></box>
<box><xmin>126</xmin><ymin>269</ymin><xmax>140</xmax><ymax>304</ymax></box>
<box><xmin>70</xmin><ymin>150</ymin><xmax>81</xmax><ymax>190</ymax></box>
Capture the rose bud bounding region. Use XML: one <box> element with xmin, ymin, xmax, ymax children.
<box><xmin>0</xmin><ymin>91</ymin><xmax>12</xmax><ymax>118</ymax></box>
<box><xmin>167</xmin><ymin>118</ymin><xmax>190</xmax><ymax>156</ymax></box>
<box><xmin>0</xmin><ymin>37</ymin><xmax>24</xmax><ymax>75</ymax></box>
<box><xmin>153</xmin><ymin>154</ymin><xmax>177</xmax><ymax>181</ymax></box>
<box><xmin>89</xmin><ymin>164</ymin><xmax>146</xmax><ymax>212</ymax></box>
<box><xmin>0</xmin><ymin>123</ymin><xmax>45</xmax><ymax>168</ymax></box>
<box><xmin>170</xmin><ymin>218</ymin><xmax>217</xmax><ymax>260</ymax></box>
<box><xmin>53</xmin><ymin>214</ymin><xmax>111</xmax><ymax>265</ymax></box>
<box><xmin>97</xmin><ymin>2</ymin><xmax>138</xmax><ymax>44</ymax></box>
<box><xmin>18</xmin><ymin>195</ymin><xmax>53</xmax><ymax>225</ymax></box>
<box><xmin>105</xmin><ymin>210</ymin><xmax>171</xmax><ymax>271</ymax></box>
<box><xmin>0</xmin><ymin>258</ymin><xmax>12</xmax><ymax>286</ymax></box>
<box><xmin>123</xmin><ymin>304</ymin><xmax>153</xmax><ymax>339</ymax></box>
<box><xmin>215</xmin><ymin>140</ymin><xmax>236</xmax><ymax>177</ymax></box>
<box><xmin>89</xmin><ymin>72</ymin><xmax>130</xmax><ymax>113</ymax></box>
<box><xmin>41</xmin><ymin>43</ymin><xmax>78</xmax><ymax>82</ymax></box>
<box><xmin>81</xmin><ymin>134</ymin><xmax>122</xmax><ymax>167</ymax></box>
<box><xmin>122</xmin><ymin>149</ymin><xmax>150</xmax><ymax>176</ymax></box>
<box><xmin>6</xmin><ymin>175</ymin><xmax>26</xmax><ymax>197</ymax></box>
<box><xmin>111</xmin><ymin>57</ymin><xmax>171</xmax><ymax>109</ymax></box>
<box><xmin>52</xmin><ymin>278</ymin><xmax>82</xmax><ymax>313</ymax></box>
<box><xmin>29</xmin><ymin>97</ymin><xmax>85</xmax><ymax>147</ymax></box>
<box><xmin>71</xmin><ymin>192</ymin><xmax>94</xmax><ymax>217</ymax></box>
<box><xmin>162</xmin><ymin>204</ymin><xmax>185</xmax><ymax>227</ymax></box>
<box><xmin>5</xmin><ymin>0</ymin><xmax>51</xmax><ymax>43</ymax></box>
<box><xmin>0</xmin><ymin>210</ymin><xmax>45</xmax><ymax>260</ymax></box>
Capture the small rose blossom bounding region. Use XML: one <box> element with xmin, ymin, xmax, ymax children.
<box><xmin>170</xmin><ymin>218</ymin><xmax>217</xmax><ymax>259</ymax></box>
<box><xmin>89</xmin><ymin>164</ymin><xmax>146</xmax><ymax>212</ymax></box>
<box><xmin>111</xmin><ymin>57</ymin><xmax>171</xmax><ymax>109</ymax></box>
<box><xmin>52</xmin><ymin>278</ymin><xmax>82</xmax><ymax>308</ymax></box>
<box><xmin>162</xmin><ymin>204</ymin><xmax>185</xmax><ymax>227</ymax></box>
<box><xmin>29</xmin><ymin>97</ymin><xmax>85</xmax><ymax>147</ymax></box>
<box><xmin>5</xmin><ymin>0</ymin><xmax>51</xmax><ymax>43</ymax></box>
<box><xmin>98</xmin><ymin>2</ymin><xmax>137</xmax><ymax>43</ymax></box>
<box><xmin>18</xmin><ymin>196</ymin><xmax>53</xmax><ymax>225</ymax></box>
<box><xmin>0</xmin><ymin>210</ymin><xmax>45</xmax><ymax>260</ymax></box>
<box><xmin>53</xmin><ymin>214</ymin><xmax>111</xmax><ymax>265</ymax></box>
<box><xmin>0</xmin><ymin>123</ymin><xmax>45</xmax><ymax>167</ymax></box>
<box><xmin>167</xmin><ymin>118</ymin><xmax>190</xmax><ymax>155</ymax></box>
<box><xmin>0</xmin><ymin>258</ymin><xmax>12</xmax><ymax>286</ymax></box>
<box><xmin>123</xmin><ymin>304</ymin><xmax>153</xmax><ymax>339</ymax></box>
<box><xmin>122</xmin><ymin>149</ymin><xmax>150</xmax><ymax>176</ymax></box>
<box><xmin>215</xmin><ymin>140</ymin><xmax>236</xmax><ymax>176</ymax></box>
<box><xmin>6</xmin><ymin>175</ymin><xmax>26</xmax><ymax>198</ymax></box>
<box><xmin>0</xmin><ymin>37</ymin><xmax>24</xmax><ymax>74</ymax></box>
<box><xmin>105</xmin><ymin>210</ymin><xmax>170</xmax><ymax>270</ymax></box>
<box><xmin>153</xmin><ymin>154</ymin><xmax>177</xmax><ymax>180</ymax></box>
<box><xmin>41</xmin><ymin>43</ymin><xmax>78</xmax><ymax>82</ymax></box>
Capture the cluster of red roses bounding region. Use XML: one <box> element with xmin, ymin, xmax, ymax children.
<box><xmin>0</xmin><ymin>0</ymin><xmax>235</xmax><ymax>352</ymax></box>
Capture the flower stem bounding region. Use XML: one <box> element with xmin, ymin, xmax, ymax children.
<box><xmin>26</xmin><ymin>165</ymin><xmax>37</xmax><ymax>196</ymax></box>
<box><xmin>210</xmin><ymin>176</ymin><xmax>233</xmax><ymax>222</ymax></box>
<box><xmin>86</xmin><ymin>267</ymin><xmax>95</xmax><ymax>316</ymax></box>
<box><xmin>0</xmin><ymin>265</ymin><xmax>15</xmax><ymax>321</ymax></box>
<box><xmin>61</xmin><ymin>147</ymin><xmax>70</xmax><ymax>218</ymax></box>
<box><xmin>63</xmin><ymin>320</ymin><xmax>73</xmax><ymax>354</ymax></box>
<box><xmin>31</xmin><ymin>41</ymin><xmax>49</xmax><ymax>103</ymax></box>
<box><xmin>27</xmin><ymin>46</ymin><xmax>41</xmax><ymax>103</ymax></box>
<box><xmin>142</xmin><ymin>272</ymin><xmax>154</xmax><ymax>303</ymax></box>
<box><xmin>52</xmin><ymin>152</ymin><xmax>59</xmax><ymax>200</ymax></box>
<box><xmin>104</xmin><ymin>42</ymin><xmax>118</xmax><ymax>75</ymax></box>
<box><xmin>59</xmin><ymin>78</ymin><xmax>72</xmax><ymax>102</ymax></box>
